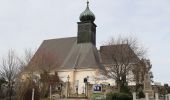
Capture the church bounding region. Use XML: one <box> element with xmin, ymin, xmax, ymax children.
<box><xmin>22</xmin><ymin>1</ymin><xmax>144</xmax><ymax>96</ymax></box>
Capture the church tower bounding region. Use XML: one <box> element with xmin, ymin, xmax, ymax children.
<box><xmin>77</xmin><ymin>1</ymin><xmax>97</xmax><ymax>46</ymax></box>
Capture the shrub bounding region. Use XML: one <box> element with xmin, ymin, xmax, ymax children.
<box><xmin>120</xmin><ymin>85</ymin><xmax>131</xmax><ymax>94</ymax></box>
<box><xmin>138</xmin><ymin>91</ymin><xmax>145</xmax><ymax>98</ymax></box>
<box><xmin>106</xmin><ymin>92</ymin><xmax>132</xmax><ymax>100</ymax></box>
<box><xmin>92</xmin><ymin>93</ymin><xmax>105</xmax><ymax>100</ymax></box>
<box><xmin>118</xmin><ymin>93</ymin><xmax>132</xmax><ymax>100</ymax></box>
<box><xmin>106</xmin><ymin>92</ymin><xmax>114</xmax><ymax>100</ymax></box>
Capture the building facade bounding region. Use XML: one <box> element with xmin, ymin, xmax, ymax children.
<box><xmin>22</xmin><ymin>1</ymin><xmax>146</xmax><ymax>97</ymax></box>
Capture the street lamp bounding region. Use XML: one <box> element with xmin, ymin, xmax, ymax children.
<box><xmin>67</xmin><ymin>75</ymin><xmax>70</xmax><ymax>98</ymax></box>
<box><xmin>76</xmin><ymin>80</ymin><xmax>79</xmax><ymax>96</ymax></box>
<box><xmin>32</xmin><ymin>78</ymin><xmax>37</xmax><ymax>100</ymax></box>
<box><xmin>59</xmin><ymin>83</ymin><xmax>63</xmax><ymax>98</ymax></box>
<box><xmin>84</xmin><ymin>76</ymin><xmax>89</xmax><ymax>98</ymax></box>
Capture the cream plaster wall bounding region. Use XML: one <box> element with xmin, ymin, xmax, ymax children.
<box><xmin>58</xmin><ymin>69</ymin><xmax>116</xmax><ymax>94</ymax></box>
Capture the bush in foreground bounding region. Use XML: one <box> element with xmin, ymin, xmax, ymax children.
<box><xmin>106</xmin><ymin>92</ymin><xmax>132</xmax><ymax>100</ymax></box>
<box><xmin>138</xmin><ymin>91</ymin><xmax>145</xmax><ymax>98</ymax></box>
<box><xmin>92</xmin><ymin>93</ymin><xmax>105</xmax><ymax>100</ymax></box>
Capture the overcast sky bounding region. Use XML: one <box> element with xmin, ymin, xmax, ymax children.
<box><xmin>0</xmin><ymin>0</ymin><xmax>170</xmax><ymax>84</ymax></box>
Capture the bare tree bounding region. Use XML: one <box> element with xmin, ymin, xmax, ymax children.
<box><xmin>40</xmin><ymin>71</ymin><xmax>61</xmax><ymax>98</ymax></box>
<box><xmin>0</xmin><ymin>77</ymin><xmax>7</xmax><ymax>98</ymax></box>
<box><xmin>101</xmin><ymin>36</ymin><xmax>146</xmax><ymax>92</ymax></box>
<box><xmin>20</xmin><ymin>49</ymin><xmax>61</xmax><ymax>98</ymax></box>
<box><xmin>32</xmin><ymin>50</ymin><xmax>60</xmax><ymax>97</ymax></box>
<box><xmin>132</xmin><ymin>59</ymin><xmax>154</xmax><ymax>97</ymax></box>
<box><xmin>17</xmin><ymin>76</ymin><xmax>40</xmax><ymax>100</ymax></box>
<box><xmin>27</xmin><ymin>49</ymin><xmax>59</xmax><ymax>73</ymax></box>
<box><xmin>18</xmin><ymin>49</ymin><xmax>34</xmax><ymax>72</ymax></box>
<box><xmin>0</xmin><ymin>49</ymin><xmax>19</xmax><ymax>100</ymax></box>
<box><xmin>133</xmin><ymin>58</ymin><xmax>153</xmax><ymax>85</ymax></box>
<box><xmin>13</xmin><ymin>49</ymin><xmax>35</xmax><ymax>99</ymax></box>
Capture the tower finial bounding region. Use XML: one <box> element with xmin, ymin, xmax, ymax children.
<box><xmin>79</xmin><ymin>0</ymin><xmax>95</xmax><ymax>22</ymax></box>
<box><xmin>87</xmin><ymin>0</ymin><xmax>89</xmax><ymax>7</ymax></box>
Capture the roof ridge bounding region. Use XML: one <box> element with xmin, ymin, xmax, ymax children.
<box><xmin>44</xmin><ymin>37</ymin><xmax>76</xmax><ymax>41</ymax></box>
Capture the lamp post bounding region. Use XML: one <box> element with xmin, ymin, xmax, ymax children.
<box><xmin>32</xmin><ymin>79</ymin><xmax>36</xmax><ymax>100</ymax></box>
<box><xmin>50</xmin><ymin>85</ymin><xmax>52</xmax><ymax>100</ymax></box>
<box><xmin>84</xmin><ymin>76</ymin><xmax>89</xmax><ymax>98</ymax></box>
<box><xmin>76</xmin><ymin>80</ymin><xmax>79</xmax><ymax>96</ymax></box>
<box><xmin>84</xmin><ymin>77</ymin><xmax>87</xmax><ymax>97</ymax></box>
<box><xmin>82</xmin><ymin>85</ymin><xmax>85</xmax><ymax>94</ymax></box>
<box><xmin>67</xmin><ymin>75</ymin><xmax>70</xmax><ymax>98</ymax></box>
<box><xmin>59</xmin><ymin>83</ymin><xmax>63</xmax><ymax>98</ymax></box>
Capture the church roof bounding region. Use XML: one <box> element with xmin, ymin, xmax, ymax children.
<box><xmin>40</xmin><ymin>37</ymin><xmax>77</xmax><ymax>63</ymax></box>
<box><xmin>100</xmin><ymin>44</ymin><xmax>140</xmax><ymax>64</ymax></box>
<box><xmin>24</xmin><ymin>37</ymin><xmax>76</xmax><ymax>72</ymax></box>
<box><xmin>25</xmin><ymin>37</ymin><xmax>104</xmax><ymax>72</ymax></box>
<box><xmin>60</xmin><ymin>42</ymin><xmax>104</xmax><ymax>70</ymax></box>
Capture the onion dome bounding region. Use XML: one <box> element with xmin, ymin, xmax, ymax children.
<box><xmin>79</xmin><ymin>1</ymin><xmax>95</xmax><ymax>22</ymax></box>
